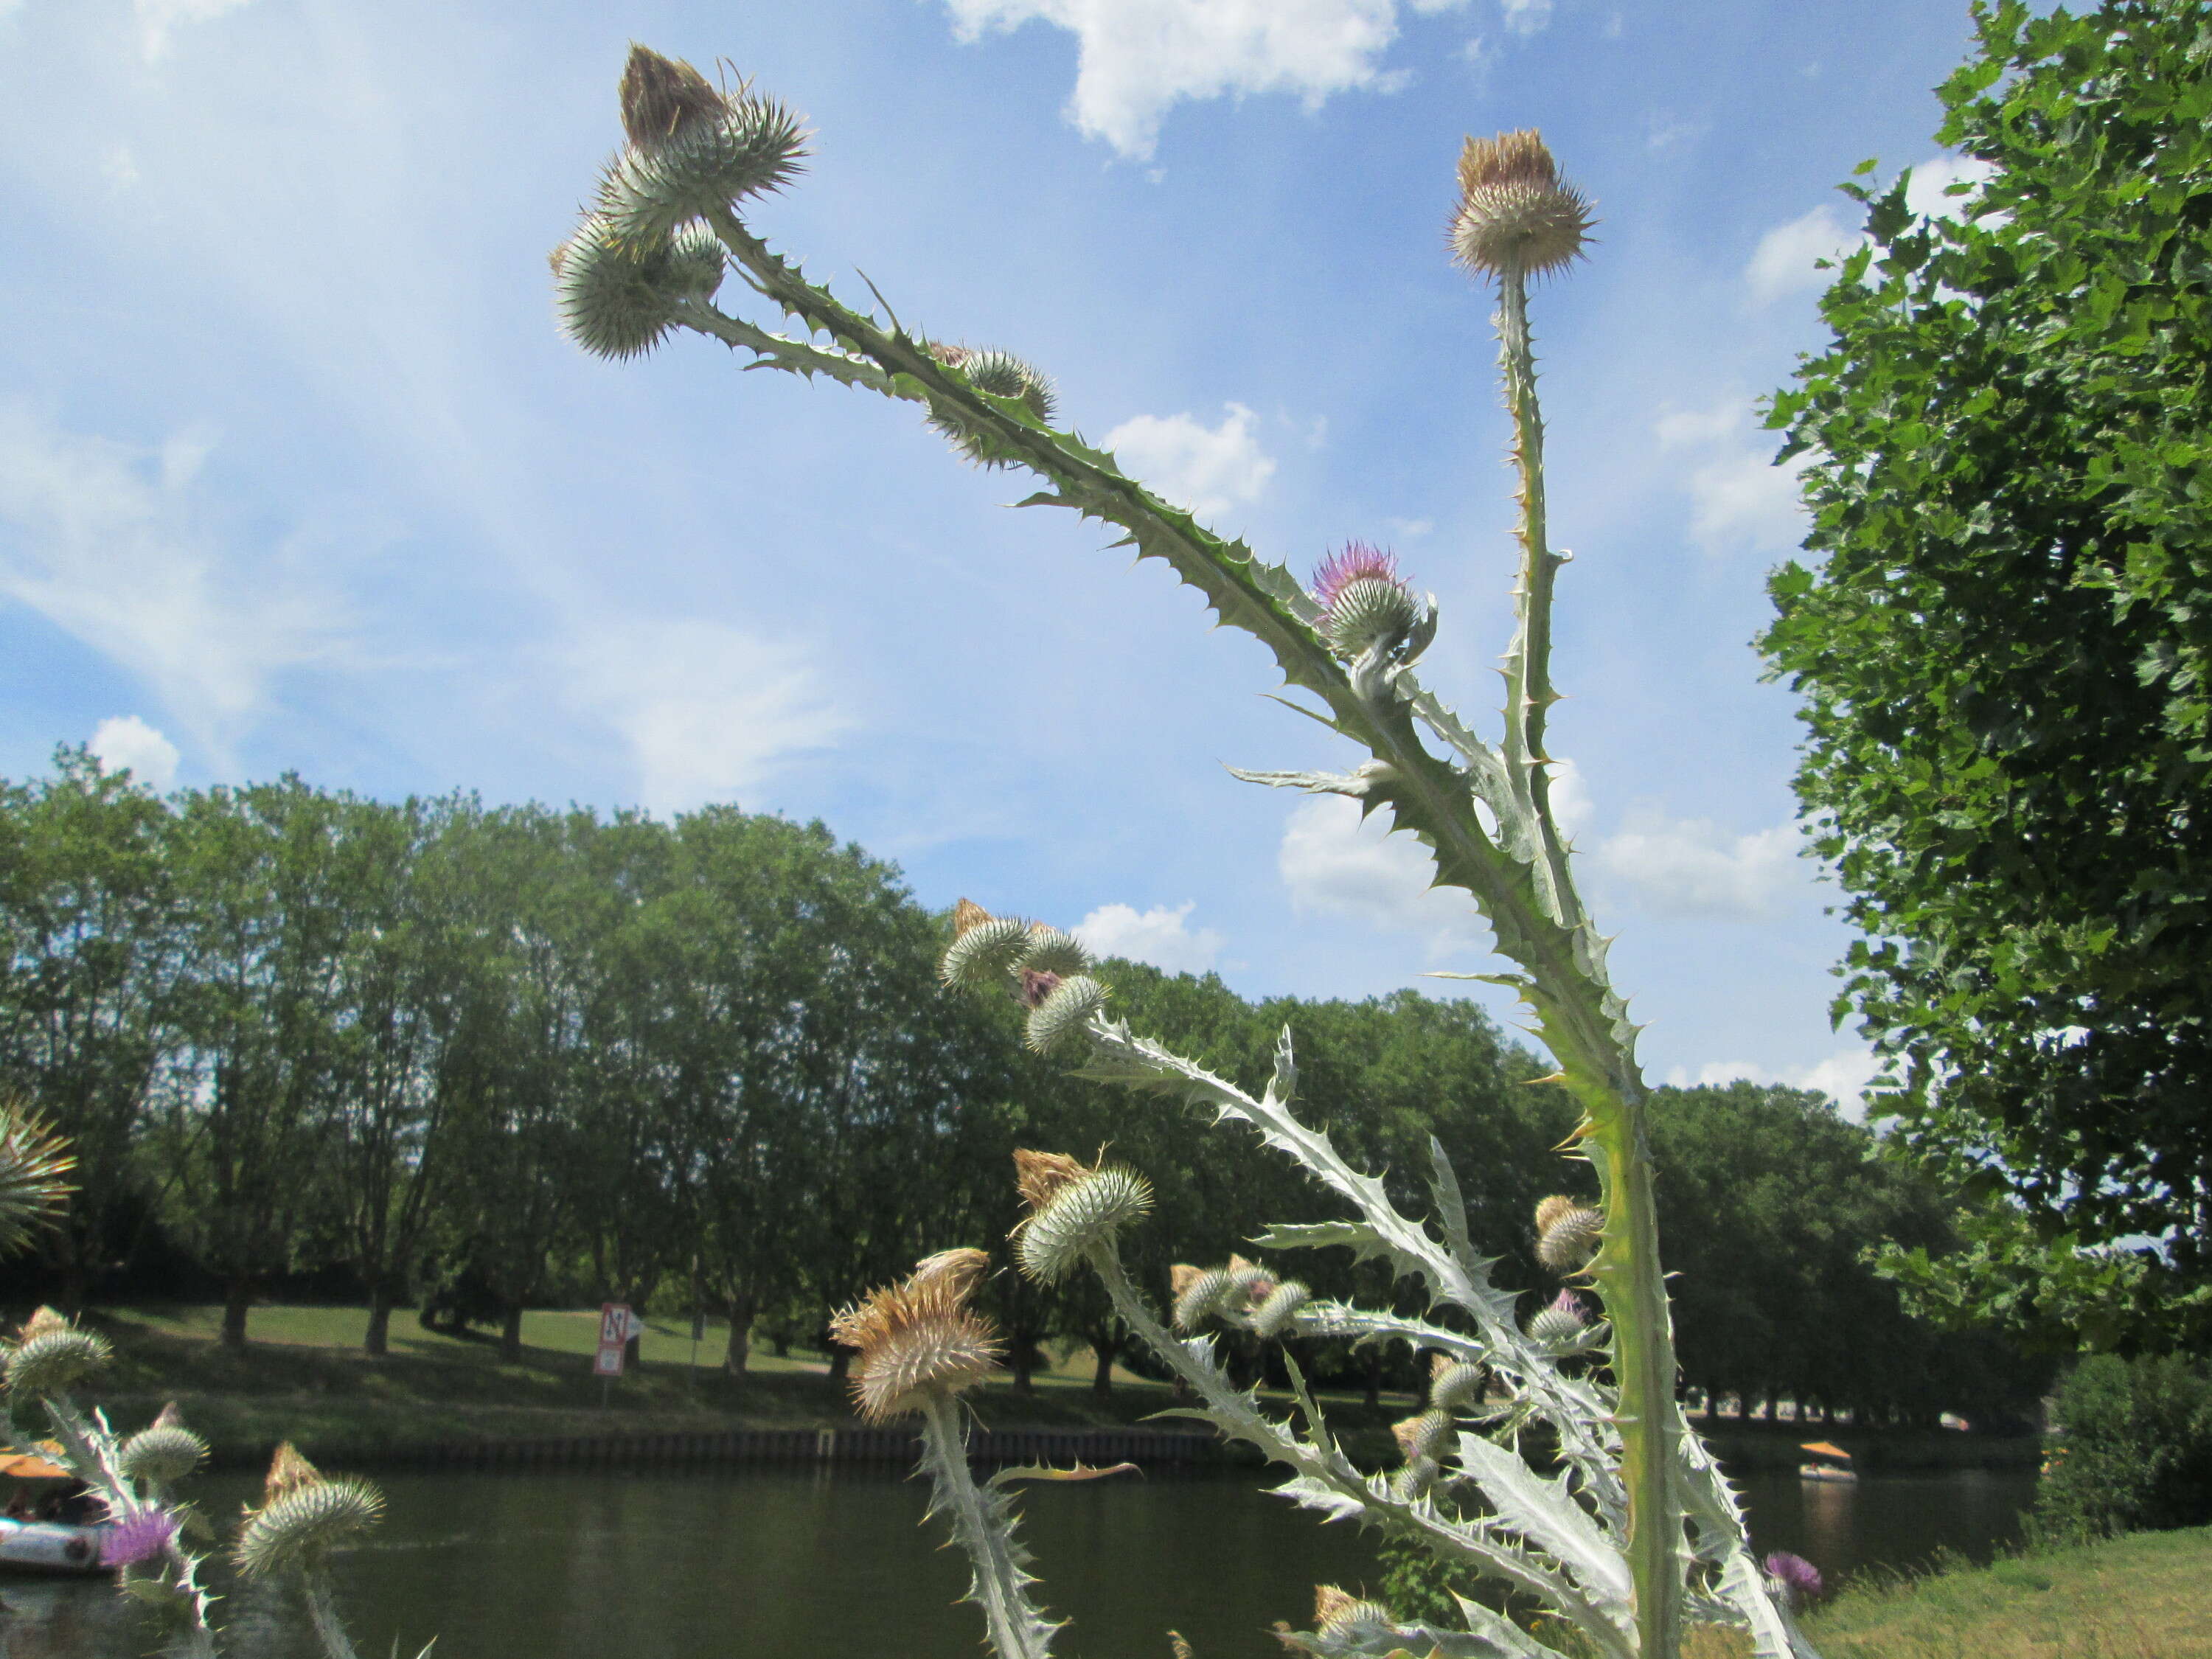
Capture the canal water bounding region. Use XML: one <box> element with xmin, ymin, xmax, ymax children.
<box><xmin>0</xmin><ymin>1464</ymin><xmax>2038</xmax><ymax>1658</ymax></box>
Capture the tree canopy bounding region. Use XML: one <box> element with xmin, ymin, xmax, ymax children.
<box><xmin>1758</xmin><ymin>0</ymin><xmax>2212</xmax><ymax>1346</ymax></box>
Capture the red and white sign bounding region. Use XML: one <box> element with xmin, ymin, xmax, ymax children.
<box><xmin>595</xmin><ymin>1302</ymin><xmax>633</xmax><ymax>1377</ymax></box>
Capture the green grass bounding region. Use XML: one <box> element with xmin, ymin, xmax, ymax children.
<box><xmin>1677</xmin><ymin>1528</ymin><xmax>2212</xmax><ymax>1659</ymax></box>
<box><xmin>54</xmin><ymin>1302</ymin><xmax>1410</xmax><ymax>1466</ymax></box>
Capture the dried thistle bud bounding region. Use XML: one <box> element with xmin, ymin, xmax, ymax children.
<box><xmin>262</xmin><ymin>1441</ymin><xmax>324</xmax><ymax>1503</ymax></box>
<box><xmin>1537</xmin><ymin>1201</ymin><xmax>1604</xmax><ymax>1273</ymax></box>
<box><xmin>1391</xmin><ymin>1408</ymin><xmax>1453</xmax><ymax>1464</ymax></box>
<box><xmin>1013</xmin><ymin>1159</ymin><xmax>1153</xmax><ymax>1283</ymax></box>
<box><xmin>941</xmin><ymin>911</ymin><xmax>1032</xmax><ymax>991</ymax></box>
<box><xmin>13</xmin><ymin>1305</ymin><xmax>71</xmax><ymax>1346</ymax></box>
<box><xmin>1250</xmin><ymin>1279</ymin><xmax>1311</xmax><ymax>1340</ymax></box>
<box><xmin>1013</xmin><ymin>1149</ymin><xmax>1091</xmax><ymax>1212</ymax></box>
<box><xmin>1024</xmin><ymin>973</ymin><xmax>1108</xmax><ymax>1054</ymax></box>
<box><xmin>1172</xmin><ymin>1265</ymin><xmax>1235</xmax><ymax>1331</ymax></box>
<box><xmin>828</xmin><ymin>1251</ymin><xmax>1001</xmax><ymax>1422</ymax></box>
<box><xmin>234</xmin><ymin>1477</ymin><xmax>384</xmax><ymax>1579</ymax></box>
<box><xmin>619</xmin><ymin>45</ymin><xmax>723</xmax><ymax>147</ymax></box>
<box><xmin>5</xmin><ymin>1324</ymin><xmax>111</xmax><ymax>1398</ymax></box>
<box><xmin>950</xmin><ymin>897</ymin><xmax>993</xmax><ymax>937</ymax></box>
<box><xmin>1450</xmin><ymin>128</ymin><xmax>1593</xmax><ymax>284</ymax></box>
<box><xmin>1312</xmin><ymin>1585</ymin><xmax>1397</xmax><ymax>1635</ymax></box>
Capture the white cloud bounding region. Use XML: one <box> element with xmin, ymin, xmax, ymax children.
<box><xmin>1102</xmin><ymin>402</ymin><xmax>1276</xmax><ymax>522</ymax></box>
<box><xmin>1279</xmin><ymin>795</ymin><xmax>1488</xmax><ymax>956</ymax></box>
<box><xmin>943</xmin><ymin>0</ymin><xmax>1416</xmax><ymax>159</ymax></box>
<box><xmin>1499</xmin><ymin>0</ymin><xmax>1552</xmax><ymax>35</ymax></box>
<box><xmin>1653</xmin><ymin>395</ymin><xmax>1809</xmax><ymax>557</ymax></box>
<box><xmin>1665</xmin><ymin>1048</ymin><xmax>1882</xmax><ymax>1121</ymax></box>
<box><xmin>1746</xmin><ymin>154</ymin><xmax>1999</xmax><ymax>305</ymax></box>
<box><xmin>89</xmin><ymin>714</ymin><xmax>180</xmax><ymax>788</ymax></box>
<box><xmin>1075</xmin><ymin>901</ymin><xmax>1225</xmax><ymax>973</ymax></box>
<box><xmin>1588</xmin><ymin>805</ymin><xmax>1801</xmax><ymax>919</ymax></box>
<box><xmin>1745</xmin><ymin>204</ymin><xmax>1857</xmax><ymax>305</ymax></box>
<box><xmin>1547</xmin><ymin>754</ymin><xmax>1594</xmax><ymax>840</ymax></box>
<box><xmin>566</xmin><ymin>619</ymin><xmax>846</xmax><ymax>814</ymax></box>
<box><xmin>0</xmin><ymin>406</ymin><xmax>345</xmax><ymax>744</ymax></box>
<box><xmin>135</xmin><ymin>0</ymin><xmax>257</xmax><ymax>63</ymax></box>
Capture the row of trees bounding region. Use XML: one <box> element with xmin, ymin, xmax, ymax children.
<box><xmin>0</xmin><ymin>751</ymin><xmax>2035</xmax><ymax>1421</ymax></box>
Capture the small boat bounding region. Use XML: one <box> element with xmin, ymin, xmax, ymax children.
<box><xmin>0</xmin><ymin>1450</ymin><xmax>109</xmax><ymax>1575</ymax></box>
<box><xmin>1798</xmin><ymin>1439</ymin><xmax>1857</xmax><ymax>1484</ymax></box>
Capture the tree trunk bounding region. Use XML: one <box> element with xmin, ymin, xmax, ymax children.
<box><xmin>1089</xmin><ymin>1331</ymin><xmax>1116</xmax><ymax>1397</ymax></box>
<box><xmin>723</xmin><ymin>1295</ymin><xmax>755</xmax><ymax>1377</ymax></box>
<box><xmin>827</xmin><ymin>1347</ymin><xmax>852</xmax><ymax>1384</ymax></box>
<box><xmin>499</xmin><ymin>1301</ymin><xmax>524</xmax><ymax>1364</ymax></box>
<box><xmin>1009</xmin><ymin>1336</ymin><xmax>1034</xmax><ymax>1394</ymax></box>
<box><xmin>1363</xmin><ymin>1347</ymin><xmax>1383</xmax><ymax>1411</ymax></box>
<box><xmin>220</xmin><ymin>1279</ymin><xmax>253</xmax><ymax>1348</ymax></box>
<box><xmin>363</xmin><ymin>1287</ymin><xmax>394</xmax><ymax>1356</ymax></box>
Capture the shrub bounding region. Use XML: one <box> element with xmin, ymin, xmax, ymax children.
<box><xmin>2031</xmin><ymin>1352</ymin><xmax>2212</xmax><ymax>1542</ymax></box>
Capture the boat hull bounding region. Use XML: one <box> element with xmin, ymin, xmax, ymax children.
<box><xmin>0</xmin><ymin>1518</ymin><xmax>108</xmax><ymax>1575</ymax></box>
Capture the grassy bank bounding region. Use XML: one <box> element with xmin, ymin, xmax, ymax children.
<box><xmin>63</xmin><ymin>1302</ymin><xmax>1409</xmax><ymax>1465</ymax></box>
<box><xmin>1784</xmin><ymin>1526</ymin><xmax>2212</xmax><ymax>1659</ymax></box>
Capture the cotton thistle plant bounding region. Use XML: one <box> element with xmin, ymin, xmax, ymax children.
<box><xmin>559</xmin><ymin>46</ymin><xmax>1823</xmax><ymax>1659</ymax></box>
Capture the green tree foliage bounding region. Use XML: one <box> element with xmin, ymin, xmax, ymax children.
<box><xmin>1758</xmin><ymin>0</ymin><xmax>2212</xmax><ymax>1344</ymax></box>
<box><xmin>2034</xmin><ymin>1351</ymin><xmax>2212</xmax><ymax>1540</ymax></box>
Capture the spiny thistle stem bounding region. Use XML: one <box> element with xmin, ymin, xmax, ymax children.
<box><xmin>45</xmin><ymin>1396</ymin><xmax>220</xmax><ymax>1652</ymax></box>
<box><xmin>916</xmin><ymin>1392</ymin><xmax>1058</xmax><ymax>1659</ymax></box>
<box><xmin>1491</xmin><ymin>262</ymin><xmax>1688</xmax><ymax>1659</ymax></box>
<box><xmin>302</xmin><ymin>1571</ymin><xmax>363</xmax><ymax>1659</ymax></box>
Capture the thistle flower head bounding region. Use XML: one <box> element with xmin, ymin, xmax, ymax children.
<box><xmin>1526</xmin><ymin>1287</ymin><xmax>1593</xmax><ymax>1350</ymax></box>
<box><xmin>1310</xmin><ymin>543</ymin><xmax>1402</xmax><ymax>608</ymax></box>
<box><xmin>1391</xmin><ymin>1408</ymin><xmax>1453</xmax><ymax>1464</ymax></box>
<box><xmin>1312</xmin><ymin>1585</ymin><xmax>1397</xmax><ymax>1635</ymax></box>
<box><xmin>1250</xmin><ymin>1279</ymin><xmax>1312</xmax><ymax>1340</ymax></box>
<box><xmin>234</xmin><ymin>1477</ymin><xmax>384</xmax><ymax>1579</ymax></box>
<box><xmin>1011</xmin><ymin>1151</ymin><xmax>1152</xmax><ymax>1282</ymax></box>
<box><xmin>828</xmin><ymin>1250</ymin><xmax>1001</xmax><ymax>1422</ymax></box>
<box><xmin>0</xmin><ymin>1101</ymin><xmax>74</xmax><ymax>1258</ymax></box>
<box><xmin>1535</xmin><ymin>1194</ymin><xmax>1604</xmax><ymax>1272</ymax></box>
<box><xmin>1429</xmin><ymin>1354</ymin><xmax>1484</xmax><ymax>1413</ymax></box>
<box><xmin>1450</xmin><ymin>128</ymin><xmax>1593</xmax><ymax>284</ymax></box>
<box><xmin>122</xmin><ymin>1414</ymin><xmax>209</xmax><ymax>1486</ymax></box>
<box><xmin>1024</xmin><ymin>973</ymin><xmax>1108</xmax><ymax>1054</ymax></box>
<box><xmin>1764</xmin><ymin>1551</ymin><xmax>1823</xmax><ymax>1605</ymax></box>
<box><xmin>553</xmin><ymin>215</ymin><xmax>724</xmax><ymax>361</ymax></box>
<box><xmin>101</xmin><ymin>1508</ymin><xmax>179</xmax><ymax>1568</ymax></box>
<box><xmin>942</xmin><ymin>907</ymin><xmax>1032</xmax><ymax>992</ymax></box>
<box><xmin>1170</xmin><ymin>1264</ymin><xmax>1234</xmax><ymax>1331</ymax></box>
<box><xmin>1017</xmin><ymin>925</ymin><xmax>1093</xmax><ymax>979</ymax></box>
<box><xmin>1018</xmin><ymin>969</ymin><xmax>1062</xmax><ymax>1009</ymax></box>
<box><xmin>924</xmin><ymin>343</ymin><xmax>1058</xmax><ymax>467</ymax></box>
<box><xmin>5</xmin><ymin>1318</ymin><xmax>111</xmax><ymax>1399</ymax></box>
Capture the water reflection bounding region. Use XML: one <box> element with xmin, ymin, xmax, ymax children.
<box><xmin>0</xmin><ymin>1464</ymin><xmax>2037</xmax><ymax>1658</ymax></box>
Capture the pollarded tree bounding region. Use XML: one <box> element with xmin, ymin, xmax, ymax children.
<box><xmin>1759</xmin><ymin>0</ymin><xmax>2212</xmax><ymax>1346</ymax></box>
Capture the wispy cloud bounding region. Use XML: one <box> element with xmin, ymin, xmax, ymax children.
<box><xmin>0</xmin><ymin>406</ymin><xmax>347</xmax><ymax>748</ymax></box>
<box><xmin>1652</xmin><ymin>394</ymin><xmax>1809</xmax><ymax>557</ymax></box>
<box><xmin>1277</xmin><ymin>794</ymin><xmax>1489</xmax><ymax>957</ymax></box>
<box><xmin>1588</xmin><ymin>805</ymin><xmax>1803</xmax><ymax>919</ymax></box>
<box><xmin>134</xmin><ymin>0</ymin><xmax>257</xmax><ymax>63</ymax></box>
<box><xmin>1075</xmin><ymin>900</ymin><xmax>1225</xmax><ymax>973</ymax></box>
<box><xmin>1499</xmin><ymin>0</ymin><xmax>1553</xmax><ymax>36</ymax></box>
<box><xmin>565</xmin><ymin>619</ymin><xmax>846</xmax><ymax>815</ymax></box>
<box><xmin>942</xmin><ymin>0</ymin><xmax>1460</xmax><ymax>159</ymax></box>
<box><xmin>1102</xmin><ymin>402</ymin><xmax>1276</xmax><ymax>522</ymax></box>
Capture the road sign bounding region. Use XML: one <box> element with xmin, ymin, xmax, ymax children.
<box><xmin>596</xmin><ymin>1301</ymin><xmax>630</xmax><ymax>1378</ymax></box>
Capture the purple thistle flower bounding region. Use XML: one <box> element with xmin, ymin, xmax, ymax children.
<box><xmin>1548</xmin><ymin>1290</ymin><xmax>1587</xmax><ymax>1326</ymax></box>
<box><xmin>101</xmin><ymin>1508</ymin><xmax>179</xmax><ymax>1568</ymax></box>
<box><xmin>1310</xmin><ymin>542</ymin><xmax>1405</xmax><ymax>608</ymax></box>
<box><xmin>1764</xmin><ymin>1551</ymin><xmax>1823</xmax><ymax>1604</ymax></box>
<box><xmin>1018</xmin><ymin>969</ymin><xmax>1062</xmax><ymax>1009</ymax></box>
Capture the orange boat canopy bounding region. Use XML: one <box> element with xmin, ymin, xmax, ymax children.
<box><xmin>1798</xmin><ymin>1441</ymin><xmax>1851</xmax><ymax>1461</ymax></box>
<box><xmin>0</xmin><ymin>1452</ymin><xmax>74</xmax><ymax>1481</ymax></box>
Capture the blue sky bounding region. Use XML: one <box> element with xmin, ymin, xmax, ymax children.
<box><xmin>0</xmin><ymin>0</ymin><xmax>2000</xmax><ymax>1110</ymax></box>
